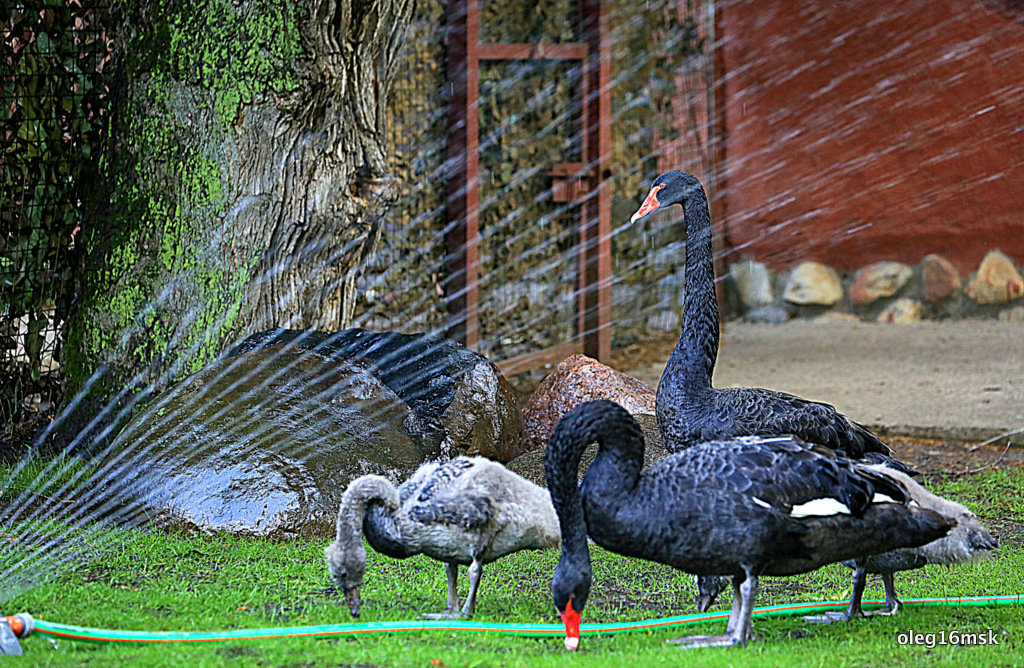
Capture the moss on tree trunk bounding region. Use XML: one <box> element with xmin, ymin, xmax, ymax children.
<box><xmin>65</xmin><ymin>0</ymin><xmax>413</xmax><ymax>397</ymax></box>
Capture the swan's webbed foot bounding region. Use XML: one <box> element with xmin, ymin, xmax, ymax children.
<box><xmin>672</xmin><ymin>572</ymin><xmax>756</xmax><ymax>648</ymax></box>
<box><xmin>422</xmin><ymin>562</ymin><xmax>465</xmax><ymax>619</ymax></box>
<box><xmin>804</xmin><ymin>562</ymin><xmax>867</xmax><ymax>624</ymax></box>
<box><xmin>862</xmin><ymin>572</ymin><xmax>902</xmax><ymax>617</ymax></box>
<box><xmin>668</xmin><ymin>633</ymin><xmax>743</xmax><ymax>648</ymax></box>
<box><xmin>803</xmin><ymin>609</ymin><xmax>862</xmax><ymax>624</ymax></box>
<box><xmin>422</xmin><ymin>608</ymin><xmax>467</xmax><ymax>620</ymax></box>
<box><xmin>863</xmin><ymin>600</ymin><xmax>901</xmax><ymax>617</ymax></box>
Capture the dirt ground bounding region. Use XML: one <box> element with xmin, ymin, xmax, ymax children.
<box><xmin>612</xmin><ymin>319</ymin><xmax>1024</xmax><ymax>446</ymax></box>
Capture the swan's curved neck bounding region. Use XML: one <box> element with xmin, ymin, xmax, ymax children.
<box><xmin>664</xmin><ymin>193</ymin><xmax>718</xmax><ymax>394</ymax></box>
<box><xmin>546</xmin><ymin>403</ymin><xmax>645</xmax><ymax>575</ymax></box>
<box><xmin>335</xmin><ymin>476</ymin><xmax>402</xmax><ymax>554</ymax></box>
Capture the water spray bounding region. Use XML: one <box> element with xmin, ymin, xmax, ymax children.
<box><xmin>1</xmin><ymin>595</ymin><xmax>1020</xmax><ymax>652</ymax></box>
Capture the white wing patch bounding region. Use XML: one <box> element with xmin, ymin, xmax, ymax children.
<box><xmin>790</xmin><ymin>498</ymin><xmax>851</xmax><ymax>517</ymax></box>
<box><xmin>871</xmin><ymin>493</ymin><xmax>897</xmax><ymax>504</ymax></box>
<box><xmin>750</xmin><ymin>496</ymin><xmax>772</xmax><ymax>509</ymax></box>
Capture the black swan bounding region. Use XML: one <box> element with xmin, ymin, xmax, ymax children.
<box><xmin>697</xmin><ymin>464</ymin><xmax>999</xmax><ymax>617</ymax></box>
<box><xmin>630</xmin><ymin>170</ymin><xmax>911</xmax><ymax>472</ymax></box>
<box><xmin>545</xmin><ymin>400</ymin><xmax>954</xmax><ymax>649</ymax></box>
<box><xmin>806</xmin><ymin>463</ymin><xmax>997</xmax><ymax>622</ymax></box>
<box><xmin>325</xmin><ymin>456</ymin><xmax>560</xmax><ymax>618</ymax></box>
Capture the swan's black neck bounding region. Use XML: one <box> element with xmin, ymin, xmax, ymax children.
<box><xmin>545</xmin><ymin>401</ymin><xmax>645</xmax><ymax>610</ymax></box>
<box><xmin>364</xmin><ymin>504</ymin><xmax>414</xmax><ymax>559</ymax></box>
<box><xmin>662</xmin><ymin>189</ymin><xmax>719</xmax><ymax>397</ymax></box>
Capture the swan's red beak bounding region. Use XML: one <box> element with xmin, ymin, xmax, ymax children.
<box><xmin>559</xmin><ymin>597</ymin><xmax>581</xmax><ymax>650</ymax></box>
<box><xmin>630</xmin><ymin>184</ymin><xmax>664</xmax><ymax>223</ymax></box>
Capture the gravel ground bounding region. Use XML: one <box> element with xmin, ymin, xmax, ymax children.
<box><xmin>614</xmin><ymin>319</ymin><xmax>1024</xmax><ymax>445</ymax></box>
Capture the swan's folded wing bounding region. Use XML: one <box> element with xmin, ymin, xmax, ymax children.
<box><xmin>415</xmin><ymin>458</ymin><xmax>476</xmax><ymax>502</ymax></box>
<box><xmin>714</xmin><ymin>387</ymin><xmax>893</xmax><ymax>460</ymax></box>
<box><xmin>408</xmin><ymin>493</ymin><xmax>495</xmax><ymax>529</ymax></box>
<box><xmin>683</xmin><ymin>437</ymin><xmax>908</xmax><ymax>518</ymax></box>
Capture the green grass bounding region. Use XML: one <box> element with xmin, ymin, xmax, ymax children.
<box><xmin>2</xmin><ymin>470</ymin><xmax>1023</xmax><ymax>666</ymax></box>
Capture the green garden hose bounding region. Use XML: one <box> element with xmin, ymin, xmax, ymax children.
<box><xmin>7</xmin><ymin>594</ymin><xmax>1021</xmax><ymax>645</ymax></box>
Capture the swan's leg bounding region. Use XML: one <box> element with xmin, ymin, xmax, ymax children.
<box><xmin>460</xmin><ymin>558</ymin><xmax>483</xmax><ymax>617</ymax></box>
<box><xmin>864</xmin><ymin>572</ymin><xmax>902</xmax><ymax>616</ymax></box>
<box><xmin>724</xmin><ymin>578</ymin><xmax>743</xmax><ymax>635</ymax></box>
<box><xmin>422</xmin><ymin>563</ymin><xmax>462</xmax><ymax>620</ymax></box>
<box><xmin>804</xmin><ymin>562</ymin><xmax>867</xmax><ymax>623</ymax></box>
<box><xmin>732</xmin><ymin>572</ymin><xmax>758</xmax><ymax>646</ymax></box>
<box><xmin>670</xmin><ymin>574</ymin><xmax>752</xmax><ymax>648</ymax></box>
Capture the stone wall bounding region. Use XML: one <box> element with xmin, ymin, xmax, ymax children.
<box><xmin>728</xmin><ymin>249</ymin><xmax>1024</xmax><ymax>324</ymax></box>
<box><xmin>353</xmin><ymin>0</ymin><xmax>711</xmax><ymax>359</ymax></box>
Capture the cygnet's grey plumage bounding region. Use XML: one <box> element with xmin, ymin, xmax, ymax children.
<box><xmin>808</xmin><ymin>463</ymin><xmax>998</xmax><ymax>622</ymax></box>
<box><xmin>325</xmin><ymin>456</ymin><xmax>560</xmax><ymax>618</ymax></box>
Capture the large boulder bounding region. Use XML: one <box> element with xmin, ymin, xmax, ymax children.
<box><xmin>229</xmin><ymin>329</ymin><xmax>523</xmax><ymax>462</ymax></box>
<box><xmin>100</xmin><ymin>329</ymin><xmax>522</xmax><ymax>537</ymax></box>
<box><xmin>520</xmin><ymin>354</ymin><xmax>656</xmax><ymax>454</ymax></box>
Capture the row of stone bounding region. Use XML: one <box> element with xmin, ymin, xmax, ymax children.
<box><xmin>731</xmin><ymin>249</ymin><xmax>1024</xmax><ymax>324</ymax></box>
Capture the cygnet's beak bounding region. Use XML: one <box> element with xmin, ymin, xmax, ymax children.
<box><xmin>344</xmin><ymin>586</ymin><xmax>362</xmax><ymax>617</ymax></box>
<box><xmin>696</xmin><ymin>592</ymin><xmax>716</xmax><ymax>614</ymax></box>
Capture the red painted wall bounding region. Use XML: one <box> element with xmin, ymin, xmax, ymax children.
<box><xmin>719</xmin><ymin>0</ymin><xmax>1024</xmax><ymax>273</ymax></box>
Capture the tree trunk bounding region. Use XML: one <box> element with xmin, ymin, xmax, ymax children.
<box><xmin>66</xmin><ymin>0</ymin><xmax>413</xmax><ymax>395</ymax></box>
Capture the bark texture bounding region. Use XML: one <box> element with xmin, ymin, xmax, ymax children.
<box><xmin>66</xmin><ymin>0</ymin><xmax>413</xmax><ymax>394</ymax></box>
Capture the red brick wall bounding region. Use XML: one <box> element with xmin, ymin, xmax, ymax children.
<box><xmin>719</xmin><ymin>0</ymin><xmax>1024</xmax><ymax>273</ymax></box>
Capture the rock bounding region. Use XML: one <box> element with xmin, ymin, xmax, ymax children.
<box><xmin>646</xmin><ymin>309</ymin><xmax>681</xmax><ymax>333</ymax></box>
<box><xmin>520</xmin><ymin>354</ymin><xmax>656</xmax><ymax>453</ymax></box>
<box><xmin>966</xmin><ymin>250</ymin><xmax>1024</xmax><ymax>304</ymax></box>
<box><xmin>730</xmin><ymin>259</ymin><xmax>774</xmax><ymax>307</ymax></box>
<box><xmin>441</xmin><ymin>360</ymin><xmax>523</xmax><ymax>462</ymax></box>
<box><xmin>999</xmin><ymin>305</ymin><xmax>1024</xmax><ymax>322</ymax></box>
<box><xmin>876</xmin><ymin>298</ymin><xmax>925</xmax><ymax>324</ymax></box>
<box><xmin>920</xmin><ymin>254</ymin><xmax>961</xmax><ymax>303</ymax></box>
<box><xmin>783</xmin><ymin>262</ymin><xmax>843</xmax><ymax>306</ymax></box>
<box><xmin>230</xmin><ymin>329</ymin><xmax>522</xmax><ymax>462</ymax></box>
<box><xmin>101</xmin><ymin>329</ymin><xmax>522</xmax><ymax>537</ymax></box>
<box><xmin>507</xmin><ymin>413</ymin><xmax>670</xmax><ymax>488</ymax></box>
<box><xmin>101</xmin><ymin>346</ymin><xmax>423</xmax><ymax>538</ymax></box>
<box><xmin>849</xmin><ymin>261</ymin><xmax>912</xmax><ymax>305</ymax></box>
<box><xmin>744</xmin><ymin>305</ymin><xmax>789</xmax><ymax>324</ymax></box>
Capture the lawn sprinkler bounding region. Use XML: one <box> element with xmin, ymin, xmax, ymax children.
<box><xmin>0</xmin><ymin>613</ymin><xmax>34</xmax><ymax>656</ymax></box>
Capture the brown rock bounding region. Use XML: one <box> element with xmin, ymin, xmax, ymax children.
<box><xmin>507</xmin><ymin>413</ymin><xmax>669</xmax><ymax>488</ymax></box>
<box><xmin>520</xmin><ymin>354</ymin><xmax>656</xmax><ymax>453</ymax></box>
<box><xmin>876</xmin><ymin>298</ymin><xmax>925</xmax><ymax>324</ymax></box>
<box><xmin>783</xmin><ymin>262</ymin><xmax>843</xmax><ymax>306</ymax></box>
<box><xmin>920</xmin><ymin>254</ymin><xmax>961</xmax><ymax>303</ymax></box>
<box><xmin>966</xmin><ymin>250</ymin><xmax>1024</xmax><ymax>304</ymax></box>
<box><xmin>850</xmin><ymin>261</ymin><xmax>912</xmax><ymax>305</ymax></box>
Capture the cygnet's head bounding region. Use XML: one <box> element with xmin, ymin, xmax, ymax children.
<box><xmin>325</xmin><ymin>539</ymin><xmax>366</xmax><ymax>617</ymax></box>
